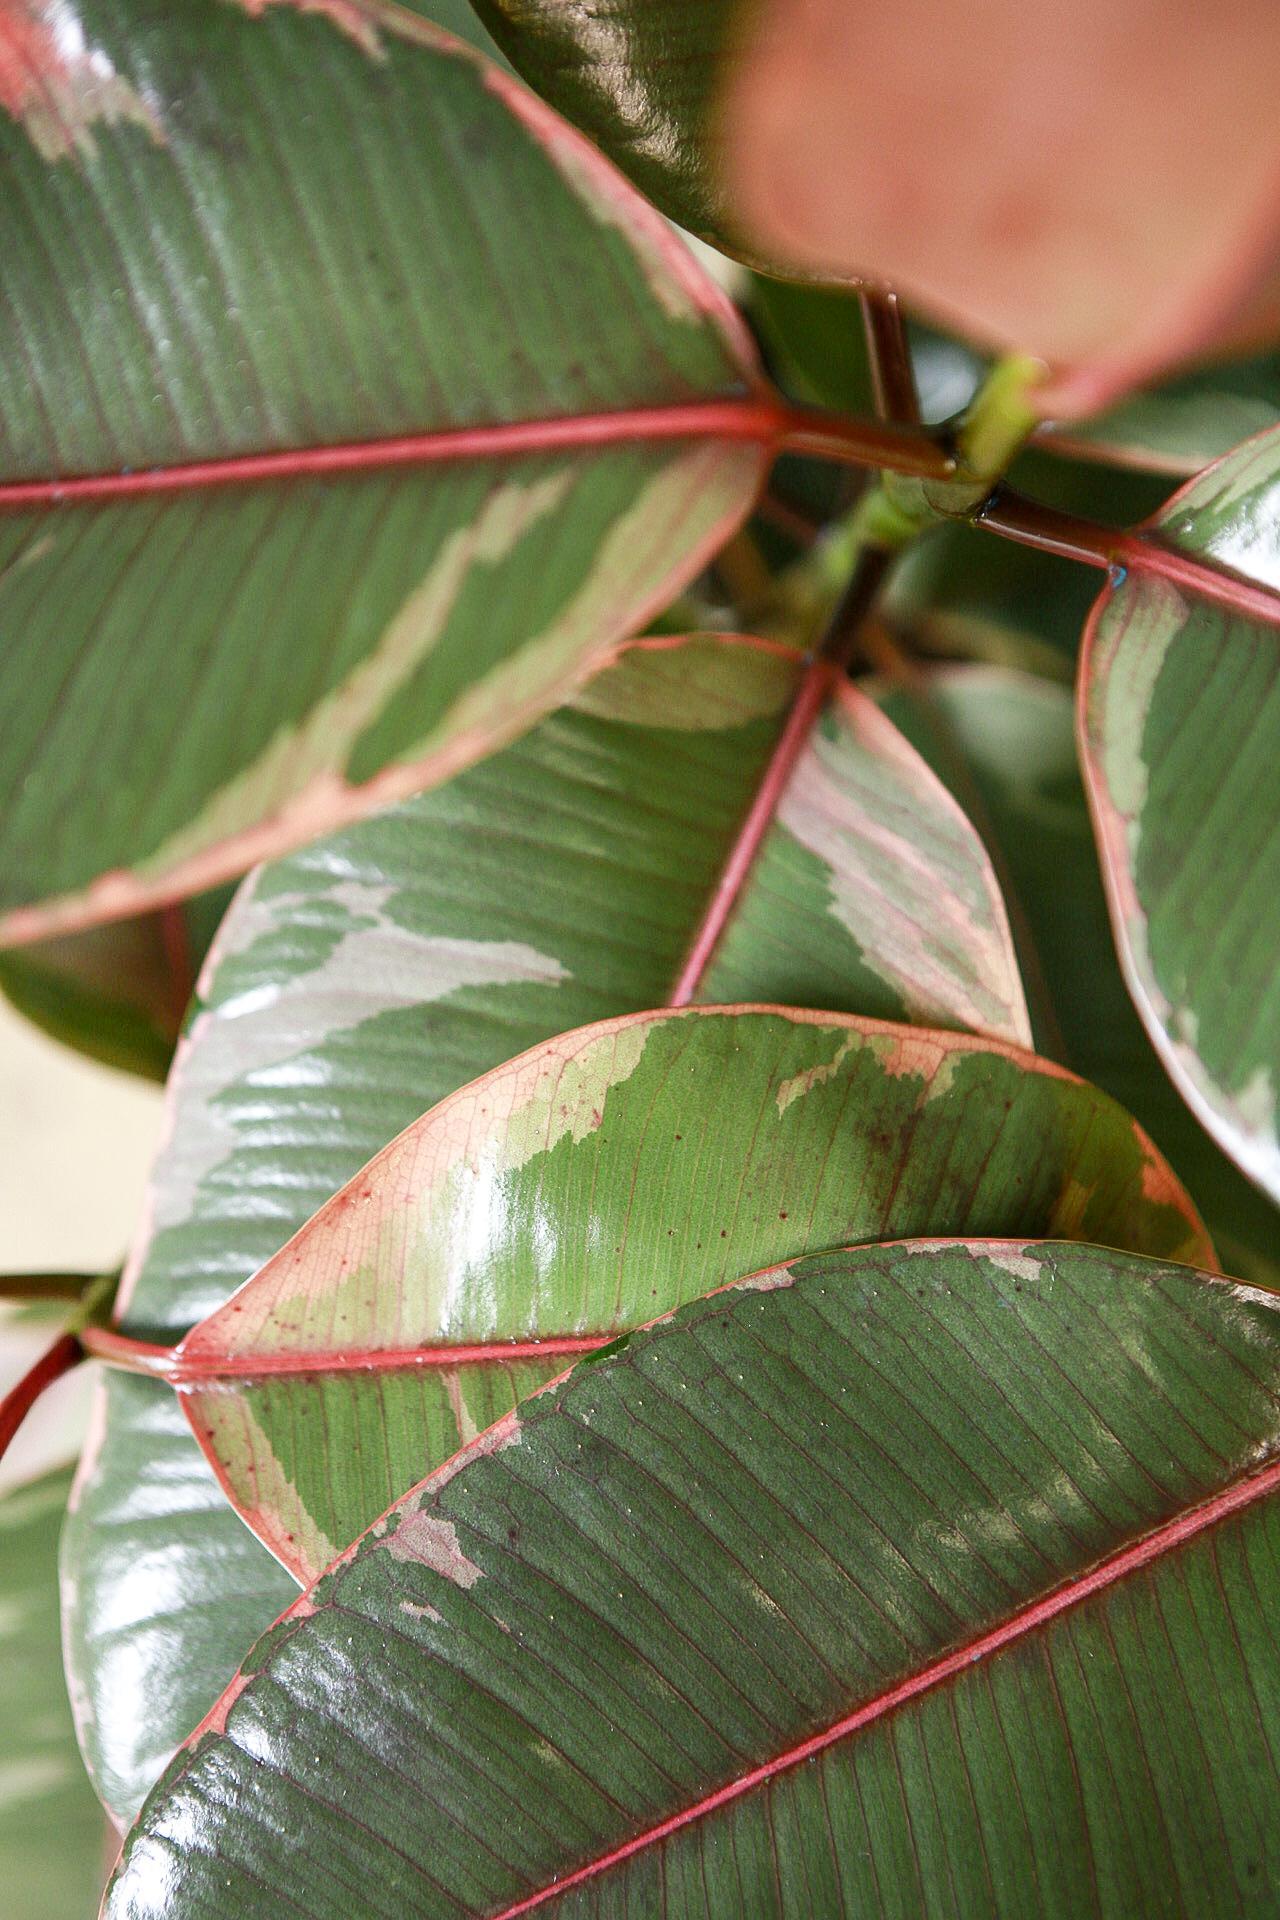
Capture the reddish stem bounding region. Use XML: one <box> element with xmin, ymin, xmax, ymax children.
<box><xmin>974</xmin><ymin>491</ymin><xmax>1119</xmax><ymax>568</ymax></box>
<box><xmin>78</xmin><ymin>1326</ymin><xmax>176</xmax><ymax>1377</ymax></box>
<box><xmin>0</xmin><ymin>1332</ymin><xmax>83</xmax><ymax>1465</ymax></box>
<box><xmin>754</xmin><ymin>492</ymin><xmax>823</xmax><ymax>545</ymax></box>
<box><xmin>859</xmin><ymin>289</ymin><xmax>920</xmax><ymax>426</ymax></box>
<box><xmin>781</xmin><ymin>404</ymin><xmax>951</xmax><ymax>476</ymax></box>
<box><xmin>977</xmin><ymin>490</ymin><xmax>1280</xmax><ymax>628</ymax></box>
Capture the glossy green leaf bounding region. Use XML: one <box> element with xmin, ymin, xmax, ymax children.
<box><xmin>0</xmin><ymin>889</ymin><xmax>232</xmax><ymax>1080</ymax></box>
<box><xmin>1</xmin><ymin>1471</ymin><xmax>105</xmax><ymax>1919</ymax></box>
<box><xmin>875</xmin><ymin>664</ymin><xmax>1280</xmax><ymax>1288</ymax></box>
<box><xmin>0</xmin><ymin>0</ymin><xmax>768</xmax><ymax>945</ymax></box>
<box><xmin>59</xmin><ymin>637</ymin><xmax>1036</xmax><ymax>1820</ymax></box>
<box><xmin>62</xmin><ymin>630</ymin><xmax>1037</xmax><ymax>1820</ymax></box>
<box><xmin>62</xmin><ymin>1368</ymin><xmax>299</xmax><ymax>1826</ymax></box>
<box><xmin>176</xmin><ymin>1003</ymin><xmax>1207</xmax><ymax>1586</ymax></box>
<box><xmin>1079</xmin><ymin>426</ymin><xmax>1280</xmax><ymax>1205</ymax></box>
<box><xmin>469</xmin><ymin>0</ymin><xmax>742</xmax><ymax>248</ymax></box>
<box><xmin>111</xmin><ymin>1239</ymin><xmax>1280</xmax><ymax>1919</ymax></box>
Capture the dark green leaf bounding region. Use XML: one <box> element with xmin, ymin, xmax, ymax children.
<box><xmin>469</xmin><ymin>0</ymin><xmax>742</xmax><ymax>247</ymax></box>
<box><xmin>0</xmin><ymin>889</ymin><xmax>233</xmax><ymax>1080</ymax></box>
<box><xmin>110</xmin><ymin>1240</ymin><xmax>1280</xmax><ymax>1919</ymax></box>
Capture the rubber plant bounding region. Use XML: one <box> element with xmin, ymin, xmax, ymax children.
<box><xmin>1</xmin><ymin>1</ymin><xmax>1278</xmax><ymax>1914</ymax></box>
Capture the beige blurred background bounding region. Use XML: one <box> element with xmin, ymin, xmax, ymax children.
<box><xmin>0</xmin><ymin>1000</ymin><xmax>163</xmax><ymax>1486</ymax></box>
<box><xmin>1</xmin><ymin>998</ymin><xmax>162</xmax><ymax>1273</ymax></box>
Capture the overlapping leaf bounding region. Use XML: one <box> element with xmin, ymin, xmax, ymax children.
<box><xmin>173</xmin><ymin>1004</ymin><xmax>1206</xmax><ymax>1583</ymax></box>
<box><xmin>1079</xmin><ymin>426</ymin><xmax>1280</xmax><ymax>1205</ymax></box>
<box><xmin>1043</xmin><ymin>349</ymin><xmax>1280</xmax><ymax>477</ymax></box>
<box><xmin>875</xmin><ymin>663</ymin><xmax>1280</xmax><ymax>1287</ymax></box>
<box><xmin>0</xmin><ymin>0</ymin><xmax>770</xmax><ymax>944</ymax></box>
<box><xmin>728</xmin><ymin>0</ymin><xmax>1280</xmax><ymax>410</ymax></box>
<box><xmin>0</xmin><ymin>889</ymin><xmax>232</xmax><ymax>1080</ymax></box>
<box><xmin>0</xmin><ymin>1471</ymin><xmax>105</xmax><ymax>1920</ymax></box>
<box><xmin>64</xmin><ymin>631</ymin><xmax>1038</xmax><ymax>1818</ymax></box>
<box><xmin>111</xmin><ymin>1240</ymin><xmax>1280</xmax><ymax>1919</ymax></box>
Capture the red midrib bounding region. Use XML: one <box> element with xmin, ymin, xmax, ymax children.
<box><xmin>976</xmin><ymin>493</ymin><xmax>1280</xmax><ymax>631</ymax></box>
<box><xmin>82</xmin><ymin>1326</ymin><xmax>612</xmax><ymax>1384</ymax></box>
<box><xmin>0</xmin><ymin>401</ymin><xmax>787</xmax><ymax>509</ymax></box>
<box><xmin>489</xmin><ymin>1451</ymin><xmax>1280</xmax><ymax>1918</ymax></box>
<box><xmin>667</xmin><ymin>657</ymin><xmax>838</xmax><ymax>1006</ymax></box>
<box><xmin>1118</xmin><ymin>535</ymin><xmax>1280</xmax><ymax>629</ymax></box>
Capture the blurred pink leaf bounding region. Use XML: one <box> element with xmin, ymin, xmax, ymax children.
<box><xmin>727</xmin><ymin>0</ymin><xmax>1280</xmax><ymax>415</ymax></box>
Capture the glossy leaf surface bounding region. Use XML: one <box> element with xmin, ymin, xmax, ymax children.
<box><xmin>469</xmin><ymin>0</ymin><xmax>741</xmax><ymax>245</ymax></box>
<box><xmin>62</xmin><ymin>631</ymin><xmax>1034</xmax><ymax>1818</ymax></box>
<box><xmin>177</xmin><ymin>1004</ymin><xmax>1207</xmax><ymax>1584</ymax></box>
<box><xmin>1079</xmin><ymin>427</ymin><xmax>1280</xmax><ymax>1204</ymax></box>
<box><xmin>0</xmin><ymin>1471</ymin><xmax>105</xmax><ymax>1919</ymax></box>
<box><xmin>112</xmin><ymin>1240</ymin><xmax>1280</xmax><ymax>1919</ymax></box>
<box><xmin>875</xmin><ymin>664</ymin><xmax>1280</xmax><ymax>1288</ymax></box>
<box><xmin>729</xmin><ymin>0</ymin><xmax>1280</xmax><ymax>411</ymax></box>
<box><xmin>0</xmin><ymin>0</ymin><xmax>767</xmax><ymax>944</ymax></box>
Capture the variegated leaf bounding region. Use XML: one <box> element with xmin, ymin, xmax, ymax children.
<box><xmin>1079</xmin><ymin>426</ymin><xmax>1280</xmax><ymax>1205</ymax></box>
<box><xmin>65</xmin><ymin>630</ymin><xmax>1035</xmax><ymax>1820</ymax></box>
<box><xmin>173</xmin><ymin>1004</ymin><xmax>1208</xmax><ymax>1588</ymax></box>
<box><xmin>0</xmin><ymin>0</ymin><xmax>769</xmax><ymax>944</ymax></box>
